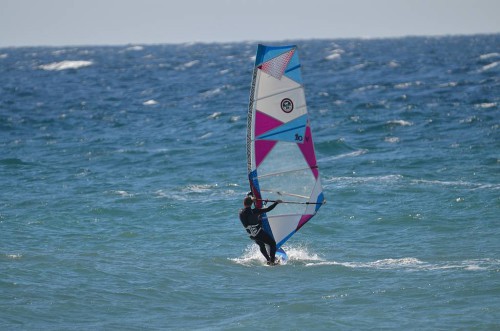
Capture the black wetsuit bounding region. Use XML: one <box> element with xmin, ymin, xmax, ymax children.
<box><xmin>239</xmin><ymin>202</ymin><xmax>278</xmax><ymax>263</ymax></box>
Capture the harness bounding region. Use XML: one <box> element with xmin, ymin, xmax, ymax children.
<box><xmin>245</xmin><ymin>224</ymin><xmax>261</xmax><ymax>237</ymax></box>
<box><xmin>241</xmin><ymin>207</ymin><xmax>262</xmax><ymax>237</ymax></box>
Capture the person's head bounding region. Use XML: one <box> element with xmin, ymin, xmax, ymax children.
<box><xmin>243</xmin><ymin>196</ymin><xmax>253</xmax><ymax>207</ymax></box>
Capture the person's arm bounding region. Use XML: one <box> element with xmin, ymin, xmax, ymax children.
<box><xmin>256</xmin><ymin>200</ymin><xmax>282</xmax><ymax>214</ymax></box>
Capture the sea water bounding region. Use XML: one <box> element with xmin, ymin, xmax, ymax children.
<box><xmin>1</xmin><ymin>35</ymin><xmax>499</xmax><ymax>330</ymax></box>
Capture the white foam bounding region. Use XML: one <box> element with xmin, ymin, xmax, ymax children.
<box><xmin>39</xmin><ymin>60</ymin><xmax>93</xmax><ymax>71</ymax></box>
<box><xmin>306</xmin><ymin>258</ymin><xmax>500</xmax><ymax>271</ymax></box>
<box><xmin>231</xmin><ymin>244</ymin><xmax>267</xmax><ymax>266</ymax></box>
<box><xmin>412</xmin><ymin>179</ymin><xmax>500</xmax><ymax>190</ymax></box>
<box><xmin>231</xmin><ymin>244</ymin><xmax>324</xmax><ymax>266</ymax></box>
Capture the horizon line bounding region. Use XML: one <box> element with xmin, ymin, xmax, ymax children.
<box><xmin>1</xmin><ymin>32</ymin><xmax>498</xmax><ymax>49</ymax></box>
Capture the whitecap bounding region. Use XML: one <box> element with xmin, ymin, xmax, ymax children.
<box><xmin>385</xmin><ymin>136</ymin><xmax>400</xmax><ymax>143</ymax></box>
<box><xmin>108</xmin><ymin>190</ymin><xmax>133</xmax><ymax>197</ymax></box>
<box><xmin>143</xmin><ymin>99</ymin><xmax>158</xmax><ymax>106</ymax></box>
<box><xmin>387</xmin><ymin>119</ymin><xmax>413</xmax><ymax>126</ymax></box>
<box><xmin>479</xmin><ymin>52</ymin><xmax>500</xmax><ymax>60</ymax></box>
<box><xmin>475</xmin><ymin>102</ymin><xmax>496</xmax><ymax>109</ymax></box>
<box><xmin>325</xmin><ymin>53</ymin><xmax>341</xmax><ymax>61</ymax></box>
<box><xmin>126</xmin><ymin>45</ymin><xmax>144</xmax><ymax>51</ymax></box>
<box><xmin>175</xmin><ymin>59</ymin><xmax>200</xmax><ymax>70</ymax></box>
<box><xmin>183</xmin><ymin>60</ymin><xmax>199</xmax><ymax>68</ymax></box>
<box><xmin>438</xmin><ymin>81</ymin><xmax>458</xmax><ymax>88</ymax></box>
<box><xmin>481</xmin><ymin>61</ymin><xmax>499</xmax><ymax>71</ymax></box>
<box><xmin>0</xmin><ymin>53</ymin><xmax>9</xmax><ymax>59</ymax></box>
<box><xmin>350</xmin><ymin>63</ymin><xmax>367</xmax><ymax>71</ymax></box>
<box><xmin>199</xmin><ymin>132</ymin><xmax>213</xmax><ymax>139</ymax></box>
<box><xmin>39</xmin><ymin>60</ymin><xmax>93</xmax><ymax>71</ymax></box>
<box><xmin>207</xmin><ymin>112</ymin><xmax>221</xmax><ymax>119</ymax></box>
<box><xmin>388</xmin><ymin>60</ymin><xmax>400</xmax><ymax>68</ymax></box>
<box><xmin>5</xmin><ymin>253</ymin><xmax>22</xmax><ymax>259</ymax></box>
<box><xmin>394</xmin><ymin>82</ymin><xmax>412</xmax><ymax>89</ymax></box>
<box><xmin>201</xmin><ymin>87</ymin><xmax>223</xmax><ymax>98</ymax></box>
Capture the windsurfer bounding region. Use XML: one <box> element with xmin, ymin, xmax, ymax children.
<box><xmin>239</xmin><ymin>194</ymin><xmax>282</xmax><ymax>265</ymax></box>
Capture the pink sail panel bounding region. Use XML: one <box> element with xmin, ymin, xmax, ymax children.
<box><xmin>297</xmin><ymin>125</ymin><xmax>319</xmax><ymax>179</ymax></box>
<box><xmin>254</xmin><ymin>111</ymin><xmax>283</xmax><ymax>167</ymax></box>
<box><xmin>297</xmin><ymin>214</ymin><xmax>314</xmax><ymax>231</ymax></box>
<box><xmin>254</xmin><ymin>140</ymin><xmax>277</xmax><ymax>168</ymax></box>
<box><xmin>254</xmin><ymin>110</ymin><xmax>283</xmax><ymax>137</ymax></box>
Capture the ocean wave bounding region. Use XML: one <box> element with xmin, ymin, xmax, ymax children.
<box><xmin>39</xmin><ymin>60</ymin><xmax>93</xmax><ymax>71</ymax></box>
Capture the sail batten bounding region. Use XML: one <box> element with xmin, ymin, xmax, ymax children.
<box><xmin>247</xmin><ymin>44</ymin><xmax>324</xmax><ymax>248</ymax></box>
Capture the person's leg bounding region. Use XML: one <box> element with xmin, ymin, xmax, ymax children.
<box><xmin>254</xmin><ymin>239</ymin><xmax>270</xmax><ymax>261</ymax></box>
<box><xmin>260</xmin><ymin>232</ymin><xmax>276</xmax><ymax>263</ymax></box>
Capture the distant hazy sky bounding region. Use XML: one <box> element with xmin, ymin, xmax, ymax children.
<box><xmin>1</xmin><ymin>0</ymin><xmax>499</xmax><ymax>47</ymax></box>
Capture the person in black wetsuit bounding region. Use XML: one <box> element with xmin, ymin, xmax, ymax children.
<box><xmin>239</xmin><ymin>194</ymin><xmax>282</xmax><ymax>265</ymax></box>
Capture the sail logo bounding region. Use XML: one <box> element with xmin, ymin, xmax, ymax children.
<box><xmin>281</xmin><ymin>98</ymin><xmax>294</xmax><ymax>113</ymax></box>
<box><xmin>295</xmin><ymin>134</ymin><xmax>309</xmax><ymax>142</ymax></box>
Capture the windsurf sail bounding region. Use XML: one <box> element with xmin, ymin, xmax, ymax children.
<box><xmin>247</xmin><ymin>44</ymin><xmax>325</xmax><ymax>248</ymax></box>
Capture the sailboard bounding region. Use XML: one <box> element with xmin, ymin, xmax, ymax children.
<box><xmin>247</xmin><ymin>44</ymin><xmax>325</xmax><ymax>256</ymax></box>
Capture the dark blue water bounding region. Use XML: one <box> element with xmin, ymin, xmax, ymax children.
<box><xmin>1</xmin><ymin>35</ymin><xmax>499</xmax><ymax>330</ymax></box>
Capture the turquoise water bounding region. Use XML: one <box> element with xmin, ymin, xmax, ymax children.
<box><xmin>1</xmin><ymin>35</ymin><xmax>499</xmax><ymax>330</ymax></box>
